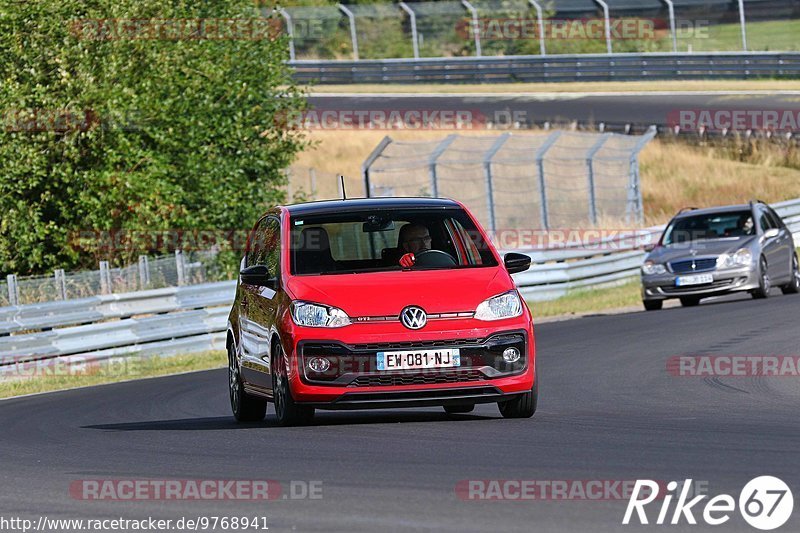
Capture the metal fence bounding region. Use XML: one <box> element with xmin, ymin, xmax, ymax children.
<box><xmin>362</xmin><ymin>128</ymin><xmax>656</xmax><ymax>232</ymax></box>
<box><xmin>3</xmin><ymin>250</ymin><xmax>225</xmax><ymax>307</ymax></box>
<box><xmin>276</xmin><ymin>0</ymin><xmax>800</xmax><ymax>60</ymax></box>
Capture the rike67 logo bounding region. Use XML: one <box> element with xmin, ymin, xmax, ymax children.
<box><xmin>623</xmin><ymin>476</ymin><xmax>794</xmax><ymax>530</ymax></box>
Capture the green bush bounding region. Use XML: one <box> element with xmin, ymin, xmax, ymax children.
<box><xmin>0</xmin><ymin>0</ymin><xmax>306</xmax><ymax>275</ymax></box>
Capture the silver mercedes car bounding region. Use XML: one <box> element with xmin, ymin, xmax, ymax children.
<box><xmin>641</xmin><ymin>201</ymin><xmax>799</xmax><ymax>310</ymax></box>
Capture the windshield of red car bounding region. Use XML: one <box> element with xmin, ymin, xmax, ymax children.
<box><xmin>289</xmin><ymin>208</ymin><xmax>498</xmax><ymax>275</ymax></box>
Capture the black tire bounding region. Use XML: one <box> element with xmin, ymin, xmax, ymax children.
<box><xmin>781</xmin><ymin>254</ymin><xmax>800</xmax><ymax>295</ymax></box>
<box><xmin>498</xmin><ymin>377</ymin><xmax>537</xmax><ymax>419</ymax></box>
<box><xmin>228</xmin><ymin>342</ymin><xmax>267</xmax><ymax>422</ymax></box>
<box><xmin>751</xmin><ymin>257</ymin><xmax>771</xmax><ymax>299</ymax></box>
<box><xmin>272</xmin><ymin>343</ymin><xmax>315</xmax><ymax>427</ymax></box>
<box><xmin>679</xmin><ymin>297</ymin><xmax>700</xmax><ymax>307</ymax></box>
<box><xmin>443</xmin><ymin>404</ymin><xmax>475</xmax><ymax>414</ymax></box>
<box><xmin>643</xmin><ymin>300</ymin><xmax>663</xmax><ymax>311</ymax></box>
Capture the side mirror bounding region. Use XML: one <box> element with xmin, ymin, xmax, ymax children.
<box><xmin>240</xmin><ymin>264</ymin><xmax>275</xmax><ymax>287</ymax></box>
<box><xmin>643</xmin><ymin>243</ymin><xmax>657</xmax><ymax>253</ymax></box>
<box><xmin>504</xmin><ymin>252</ymin><xmax>531</xmax><ymax>275</ymax></box>
<box><xmin>764</xmin><ymin>228</ymin><xmax>780</xmax><ymax>239</ymax></box>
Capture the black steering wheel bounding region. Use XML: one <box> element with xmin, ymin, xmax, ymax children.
<box><xmin>414</xmin><ymin>249</ymin><xmax>458</xmax><ymax>267</ymax></box>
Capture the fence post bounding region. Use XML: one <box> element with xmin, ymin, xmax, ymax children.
<box><xmin>99</xmin><ymin>261</ymin><xmax>111</xmax><ymax>295</ymax></box>
<box><xmin>309</xmin><ymin>168</ymin><xmax>317</xmax><ymax>200</ymax></box>
<box><xmin>6</xmin><ymin>274</ymin><xmax>19</xmax><ymax>306</ymax></box>
<box><xmin>138</xmin><ymin>255</ymin><xmax>150</xmax><ymax>289</ymax></box>
<box><xmin>362</xmin><ymin>136</ymin><xmax>394</xmax><ymax>197</ymax></box>
<box><xmin>593</xmin><ymin>0</ymin><xmax>613</xmax><ymax>54</ymax></box>
<box><xmin>278</xmin><ymin>8</ymin><xmax>296</xmax><ymax>61</ymax></box>
<box><xmin>535</xmin><ymin>131</ymin><xmax>562</xmax><ymax>230</ymax></box>
<box><xmin>398</xmin><ymin>2</ymin><xmax>420</xmax><ymax>59</ymax></box>
<box><xmin>737</xmin><ymin>0</ymin><xmax>748</xmax><ymax>51</ymax></box>
<box><xmin>428</xmin><ymin>135</ymin><xmax>458</xmax><ymax>198</ymax></box>
<box><xmin>628</xmin><ymin>126</ymin><xmax>658</xmax><ymax>225</ymax></box>
<box><xmin>54</xmin><ymin>269</ymin><xmax>67</xmax><ymax>300</ymax></box>
<box><xmin>338</xmin><ymin>4</ymin><xmax>359</xmax><ymax>60</ymax></box>
<box><xmin>528</xmin><ymin>0</ymin><xmax>547</xmax><ymax>56</ymax></box>
<box><xmin>586</xmin><ymin>134</ymin><xmax>611</xmax><ymax>226</ymax></box>
<box><xmin>483</xmin><ymin>133</ymin><xmax>511</xmax><ymax>234</ymax></box>
<box><xmin>461</xmin><ymin>0</ymin><xmax>482</xmax><ymax>57</ymax></box>
<box><xmin>175</xmin><ymin>250</ymin><xmax>186</xmax><ymax>286</ymax></box>
<box><xmin>662</xmin><ymin>0</ymin><xmax>678</xmax><ymax>52</ymax></box>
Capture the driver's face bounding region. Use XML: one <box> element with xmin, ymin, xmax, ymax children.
<box><xmin>402</xmin><ymin>226</ymin><xmax>432</xmax><ymax>254</ymax></box>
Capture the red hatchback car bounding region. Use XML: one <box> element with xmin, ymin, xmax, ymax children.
<box><xmin>227</xmin><ymin>198</ymin><xmax>537</xmax><ymax>426</ymax></box>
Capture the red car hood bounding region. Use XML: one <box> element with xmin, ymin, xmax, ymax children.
<box><xmin>285</xmin><ymin>267</ymin><xmax>512</xmax><ymax>317</ymax></box>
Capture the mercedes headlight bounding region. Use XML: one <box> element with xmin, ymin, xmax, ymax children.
<box><xmin>474</xmin><ymin>291</ymin><xmax>523</xmax><ymax>321</ymax></box>
<box><xmin>642</xmin><ymin>261</ymin><xmax>666</xmax><ymax>275</ymax></box>
<box><xmin>290</xmin><ymin>301</ymin><xmax>351</xmax><ymax>328</ymax></box>
<box><xmin>717</xmin><ymin>249</ymin><xmax>752</xmax><ymax>269</ymax></box>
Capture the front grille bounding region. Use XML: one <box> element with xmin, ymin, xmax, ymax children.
<box><xmin>351</xmin><ymin>338</ymin><xmax>482</xmax><ymax>351</ymax></box>
<box><xmin>348</xmin><ymin>370</ymin><xmax>486</xmax><ymax>387</ymax></box>
<box><xmin>669</xmin><ymin>257</ymin><xmax>717</xmax><ymax>274</ymax></box>
<box><xmin>660</xmin><ymin>279</ymin><xmax>734</xmax><ymax>294</ymax></box>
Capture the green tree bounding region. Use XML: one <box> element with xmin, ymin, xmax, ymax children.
<box><xmin>0</xmin><ymin>0</ymin><xmax>306</xmax><ymax>275</ymax></box>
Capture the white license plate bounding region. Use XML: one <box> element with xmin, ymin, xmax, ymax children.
<box><xmin>676</xmin><ymin>273</ymin><xmax>714</xmax><ymax>286</ymax></box>
<box><xmin>376</xmin><ymin>348</ymin><xmax>461</xmax><ymax>371</ymax></box>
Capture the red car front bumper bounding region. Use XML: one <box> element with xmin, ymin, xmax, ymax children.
<box><xmin>280</xmin><ymin>316</ymin><xmax>536</xmax><ymax>408</ymax></box>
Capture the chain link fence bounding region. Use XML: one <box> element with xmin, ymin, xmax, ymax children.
<box><xmin>362</xmin><ymin>129</ymin><xmax>656</xmax><ymax>233</ymax></box>
<box><xmin>3</xmin><ymin>250</ymin><xmax>226</xmax><ymax>307</ymax></box>
<box><xmin>277</xmin><ymin>0</ymin><xmax>800</xmax><ymax>60</ymax></box>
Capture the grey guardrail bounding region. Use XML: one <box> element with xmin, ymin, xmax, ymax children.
<box><xmin>291</xmin><ymin>52</ymin><xmax>800</xmax><ymax>84</ymax></box>
<box><xmin>0</xmin><ymin>280</ymin><xmax>236</xmax><ymax>335</ymax></box>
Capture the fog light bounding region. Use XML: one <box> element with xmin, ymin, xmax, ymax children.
<box><xmin>502</xmin><ymin>347</ymin><xmax>521</xmax><ymax>363</ymax></box>
<box><xmin>307</xmin><ymin>357</ymin><xmax>331</xmax><ymax>373</ymax></box>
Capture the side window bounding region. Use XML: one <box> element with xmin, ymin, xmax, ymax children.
<box><xmin>246</xmin><ymin>217</ymin><xmax>281</xmax><ymax>275</ymax></box>
<box><xmin>767</xmin><ymin>208</ymin><xmax>783</xmax><ymax>230</ymax></box>
<box><xmin>759</xmin><ymin>210</ymin><xmax>776</xmax><ymax>232</ymax></box>
<box><xmin>262</xmin><ymin>218</ymin><xmax>281</xmax><ymax>276</ymax></box>
<box><xmin>246</xmin><ymin>218</ymin><xmax>266</xmax><ymax>267</ymax></box>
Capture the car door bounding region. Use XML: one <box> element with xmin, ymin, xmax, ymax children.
<box><xmin>758</xmin><ymin>208</ymin><xmax>784</xmax><ymax>281</ymax></box>
<box><xmin>239</xmin><ymin>216</ymin><xmax>279</xmax><ymax>390</ymax></box>
<box><xmin>767</xmin><ymin>206</ymin><xmax>793</xmax><ymax>282</ymax></box>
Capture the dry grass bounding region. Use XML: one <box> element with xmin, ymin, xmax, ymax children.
<box><xmin>527</xmin><ymin>281</ymin><xmax>642</xmax><ymax>319</ymax></box>
<box><xmin>310</xmin><ymin>80</ymin><xmax>800</xmax><ymax>94</ymax></box>
<box><xmin>640</xmin><ymin>140</ymin><xmax>800</xmax><ymax>224</ymax></box>
<box><xmin>292</xmin><ymin>130</ymin><xmax>800</xmax><ymax>226</ymax></box>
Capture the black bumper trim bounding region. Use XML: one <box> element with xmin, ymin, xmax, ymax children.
<box><xmin>302</xmin><ymin>386</ymin><xmax>520</xmax><ymax>410</ymax></box>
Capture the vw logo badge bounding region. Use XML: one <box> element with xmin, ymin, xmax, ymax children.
<box><xmin>400</xmin><ymin>306</ymin><xmax>427</xmax><ymax>330</ymax></box>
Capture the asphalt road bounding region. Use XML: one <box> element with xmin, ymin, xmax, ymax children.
<box><xmin>308</xmin><ymin>92</ymin><xmax>800</xmax><ymax>130</ymax></box>
<box><xmin>2</xmin><ymin>291</ymin><xmax>799</xmax><ymax>532</ymax></box>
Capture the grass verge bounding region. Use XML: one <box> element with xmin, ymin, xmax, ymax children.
<box><xmin>0</xmin><ymin>350</ymin><xmax>225</xmax><ymax>400</ymax></box>
<box><xmin>526</xmin><ymin>280</ymin><xmax>642</xmax><ymax>319</ymax></box>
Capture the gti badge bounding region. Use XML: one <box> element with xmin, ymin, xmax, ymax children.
<box><xmin>400</xmin><ymin>306</ymin><xmax>427</xmax><ymax>330</ymax></box>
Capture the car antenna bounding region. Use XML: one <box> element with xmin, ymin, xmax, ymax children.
<box><xmin>338</xmin><ymin>174</ymin><xmax>347</xmax><ymax>200</ymax></box>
